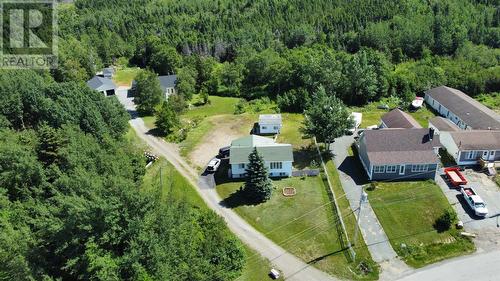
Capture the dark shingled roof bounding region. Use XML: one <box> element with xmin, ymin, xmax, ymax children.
<box><xmin>448</xmin><ymin>130</ymin><xmax>500</xmax><ymax>150</ymax></box>
<box><xmin>86</xmin><ymin>76</ymin><xmax>116</xmax><ymax>91</ymax></box>
<box><xmin>381</xmin><ymin>108</ymin><xmax>422</xmax><ymax>129</ymax></box>
<box><xmin>425</xmin><ymin>86</ymin><xmax>500</xmax><ymax>130</ymax></box>
<box><xmin>429</xmin><ymin>117</ymin><xmax>460</xmax><ymax>132</ymax></box>
<box><xmin>158</xmin><ymin>75</ymin><xmax>177</xmax><ymax>92</ymax></box>
<box><xmin>362</xmin><ymin>128</ymin><xmax>440</xmax><ymax>164</ymax></box>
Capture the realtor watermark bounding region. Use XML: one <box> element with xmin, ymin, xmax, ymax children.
<box><xmin>1</xmin><ymin>0</ymin><xmax>57</xmax><ymax>69</ymax></box>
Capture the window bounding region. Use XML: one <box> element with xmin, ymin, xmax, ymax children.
<box><xmin>239</xmin><ymin>164</ymin><xmax>245</xmax><ymax>169</ymax></box>
<box><xmin>270</xmin><ymin>162</ymin><xmax>282</xmax><ymax>169</ymax></box>
<box><xmin>466</xmin><ymin>151</ymin><xmax>477</xmax><ymax>160</ymax></box>
<box><xmin>411</xmin><ymin>164</ymin><xmax>428</xmax><ymax>172</ymax></box>
<box><xmin>386</xmin><ymin>165</ymin><xmax>397</xmax><ymax>173</ymax></box>
<box><xmin>273</xmin><ymin>126</ymin><xmax>279</xmax><ymax>130</ymax></box>
<box><xmin>482</xmin><ymin>151</ymin><xmax>488</xmax><ymax>158</ymax></box>
<box><xmin>373</xmin><ymin>165</ymin><xmax>385</xmax><ymax>173</ymax></box>
<box><xmin>262</xmin><ymin>126</ymin><xmax>267</xmax><ymax>129</ymax></box>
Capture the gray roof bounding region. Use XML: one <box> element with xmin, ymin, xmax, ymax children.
<box><xmin>86</xmin><ymin>76</ymin><xmax>116</xmax><ymax>91</ymax></box>
<box><xmin>229</xmin><ymin>135</ymin><xmax>293</xmax><ymax>164</ymax></box>
<box><xmin>259</xmin><ymin>114</ymin><xmax>282</xmax><ymax>125</ymax></box>
<box><xmin>158</xmin><ymin>75</ymin><xmax>177</xmax><ymax>92</ymax></box>
<box><xmin>425</xmin><ymin>86</ymin><xmax>500</xmax><ymax>130</ymax></box>
<box><xmin>103</xmin><ymin>67</ymin><xmax>114</xmax><ymax>76</ymax></box>
<box><xmin>381</xmin><ymin>108</ymin><xmax>422</xmax><ymax>129</ymax></box>
<box><xmin>429</xmin><ymin>117</ymin><xmax>460</xmax><ymax>132</ymax></box>
<box><xmin>362</xmin><ymin>128</ymin><xmax>440</xmax><ymax>164</ymax></box>
<box><xmin>447</xmin><ymin>130</ymin><xmax>500</xmax><ymax>150</ymax></box>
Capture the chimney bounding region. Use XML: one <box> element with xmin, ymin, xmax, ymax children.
<box><xmin>429</xmin><ymin>128</ymin><xmax>435</xmax><ymax>141</ymax></box>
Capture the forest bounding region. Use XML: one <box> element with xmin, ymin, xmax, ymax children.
<box><xmin>1</xmin><ymin>0</ymin><xmax>499</xmax><ymax>280</ymax></box>
<box><xmin>56</xmin><ymin>0</ymin><xmax>499</xmax><ymax>111</ymax></box>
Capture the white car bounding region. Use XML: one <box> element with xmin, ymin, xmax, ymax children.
<box><xmin>269</xmin><ymin>268</ymin><xmax>280</xmax><ymax>279</ymax></box>
<box><xmin>206</xmin><ymin>158</ymin><xmax>221</xmax><ymax>172</ymax></box>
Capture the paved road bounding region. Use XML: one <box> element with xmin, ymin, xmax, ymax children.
<box><xmin>398</xmin><ymin>248</ymin><xmax>500</xmax><ymax>281</ymax></box>
<box><xmin>116</xmin><ymin>89</ymin><xmax>337</xmax><ymax>281</ymax></box>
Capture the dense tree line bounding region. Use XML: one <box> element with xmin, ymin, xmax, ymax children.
<box><xmin>55</xmin><ymin>0</ymin><xmax>499</xmax><ymax>111</ymax></box>
<box><xmin>0</xmin><ymin>70</ymin><xmax>244</xmax><ymax>280</ymax></box>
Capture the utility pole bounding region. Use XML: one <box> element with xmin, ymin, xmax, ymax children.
<box><xmin>352</xmin><ymin>189</ymin><xmax>368</xmax><ymax>260</ymax></box>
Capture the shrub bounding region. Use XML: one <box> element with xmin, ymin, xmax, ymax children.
<box><xmin>434</xmin><ymin>209</ymin><xmax>457</xmax><ymax>232</ymax></box>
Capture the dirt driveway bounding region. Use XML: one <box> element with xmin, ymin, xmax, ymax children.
<box><xmin>189</xmin><ymin>114</ymin><xmax>254</xmax><ymax>169</ymax></box>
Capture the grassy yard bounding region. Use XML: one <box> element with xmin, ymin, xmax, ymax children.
<box><xmin>216</xmin><ymin>175</ymin><xmax>378</xmax><ymax>280</ymax></box>
<box><xmin>183</xmin><ymin>95</ymin><xmax>240</xmax><ymax>119</ymax></box>
<box><xmin>142</xmin><ymin>115</ymin><xmax>156</xmax><ymax>130</ymax></box>
<box><xmin>408</xmin><ymin>106</ymin><xmax>437</xmax><ymax>127</ymax></box>
<box><xmin>142</xmin><ymin>158</ymin><xmax>279</xmax><ymax>280</ymax></box>
<box><xmin>113</xmin><ymin>67</ymin><xmax>141</xmax><ymax>87</ymax></box>
<box><xmin>366</xmin><ymin>181</ymin><xmax>475</xmax><ymax>268</ymax></box>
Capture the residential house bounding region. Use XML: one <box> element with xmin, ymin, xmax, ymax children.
<box><xmin>428</xmin><ymin>116</ymin><xmax>460</xmax><ymax>135</ymax></box>
<box><xmin>258</xmin><ymin>114</ymin><xmax>282</xmax><ymax>134</ymax></box>
<box><xmin>380</xmin><ymin>108</ymin><xmax>422</xmax><ymax>129</ymax></box>
<box><xmin>424</xmin><ymin>86</ymin><xmax>500</xmax><ymax>130</ymax></box>
<box><xmin>439</xmin><ymin>130</ymin><xmax>500</xmax><ymax>166</ymax></box>
<box><xmin>229</xmin><ymin>135</ymin><xmax>293</xmax><ymax>178</ymax></box>
<box><xmin>158</xmin><ymin>75</ymin><xmax>177</xmax><ymax>100</ymax></box>
<box><xmin>86</xmin><ymin>76</ymin><xmax>117</xmax><ymax>96</ymax></box>
<box><xmin>357</xmin><ymin>128</ymin><xmax>441</xmax><ymax>181</ymax></box>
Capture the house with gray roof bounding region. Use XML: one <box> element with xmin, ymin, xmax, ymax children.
<box><xmin>229</xmin><ymin>135</ymin><xmax>293</xmax><ymax>178</ymax></box>
<box><xmin>357</xmin><ymin>128</ymin><xmax>441</xmax><ymax>181</ymax></box>
<box><xmin>424</xmin><ymin>86</ymin><xmax>500</xmax><ymax>130</ymax></box>
<box><xmin>258</xmin><ymin>114</ymin><xmax>282</xmax><ymax>134</ymax></box>
<box><xmin>380</xmin><ymin>108</ymin><xmax>422</xmax><ymax>129</ymax></box>
<box><xmin>440</xmin><ymin>130</ymin><xmax>500</xmax><ymax>166</ymax></box>
<box><xmin>86</xmin><ymin>76</ymin><xmax>117</xmax><ymax>96</ymax></box>
<box><xmin>428</xmin><ymin>116</ymin><xmax>460</xmax><ymax>135</ymax></box>
<box><xmin>158</xmin><ymin>75</ymin><xmax>177</xmax><ymax>100</ymax></box>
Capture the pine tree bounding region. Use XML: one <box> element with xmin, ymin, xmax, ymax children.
<box><xmin>243</xmin><ymin>148</ymin><xmax>273</xmax><ymax>203</ymax></box>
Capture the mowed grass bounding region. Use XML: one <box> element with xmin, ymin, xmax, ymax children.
<box><xmin>183</xmin><ymin>95</ymin><xmax>240</xmax><ymax>119</ymax></box>
<box><xmin>408</xmin><ymin>106</ymin><xmax>437</xmax><ymax>127</ymax></box>
<box><xmin>367</xmin><ymin>181</ymin><xmax>475</xmax><ymax>268</ymax></box>
<box><xmin>217</xmin><ymin>175</ymin><xmax>378</xmax><ymax>280</ymax></box>
<box><xmin>276</xmin><ymin>113</ymin><xmax>311</xmax><ymax>148</ymax></box>
<box><xmin>142</xmin><ymin>158</ymin><xmax>279</xmax><ymax>280</ymax></box>
<box><xmin>113</xmin><ymin>67</ymin><xmax>141</xmax><ymax>87</ymax></box>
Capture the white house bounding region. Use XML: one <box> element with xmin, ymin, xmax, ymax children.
<box><xmin>439</xmin><ymin>130</ymin><xmax>500</xmax><ymax>166</ymax></box>
<box><xmin>424</xmin><ymin>86</ymin><xmax>500</xmax><ymax>130</ymax></box>
<box><xmin>258</xmin><ymin>114</ymin><xmax>282</xmax><ymax>134</ymax></box>
<box><xmin>158</xmin><ymin>75</ymin><xmax>177</xmax><ymax>100</ymax></box>
<box><xmin>229</xmin><ymin>135</ymin><xmax>293</xmax><ymax>178</ymax></box>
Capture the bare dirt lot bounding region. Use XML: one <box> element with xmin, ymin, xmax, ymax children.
<box><xmin>189</xmin><ymin>114</ymin><xmax>255</xmax><ymax>169</ymax></box>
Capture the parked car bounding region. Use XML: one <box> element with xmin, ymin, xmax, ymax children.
<box><xmin>269</xmin><ymin>268</ymin><xmax>280</xmax><ymax>279</ymax></box>
<box><xmin>206</xmin><ymin>158</ymin><xmax>221</xmax><ymax>172</ymax></box>
<box><xmin>460</xmin><ymin>186</ymin><xmax>488</xmax><ymax>217</ymax></box>
<box><xmin>218</xmin><ymin>146</ymin><xmax>230</xmax><ymax>158</ymax></box>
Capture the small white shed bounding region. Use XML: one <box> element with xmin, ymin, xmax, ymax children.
<box><xmin>258</xmin><ymin>114</ymin><xmax>282</xmax><ymax>134</ymax></box>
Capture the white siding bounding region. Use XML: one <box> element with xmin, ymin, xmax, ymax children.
<box><xmin>424</xmin><ymin>94</ymin><xmax>469</xmax><ymax>130</ymax></box>
<box><xmin>259</xmin><ymin>124</ymin><xmax>281</xmax><ymax>134</ymax></box>
<box><xmin>439</xmin><ymin>132</ymin><xmax>460</xmax><ymax>163</ymax></box>
<box><xmin>231</xmin><ymin>161</ymin><xmax>292</xmax><ymax>178</ymax></box>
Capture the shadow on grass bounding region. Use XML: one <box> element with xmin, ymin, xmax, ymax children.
<box><xmin>220</xmin><ymin>187</ymin><xmax>264</xmax><ymax>208</ymax></box>
<box><xmin>307</xmin><ymin>247</ymin><xmax>350</xmax><ymax>264</ymax></box>
<box><xmin>293</xmin><ymin>144</ymin><xmax>320</xmax><ymax>170</ymax></box>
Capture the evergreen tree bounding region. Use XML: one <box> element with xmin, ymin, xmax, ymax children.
<box><xmin>243</xmin><ymin>148</ymin><xmax>273</xmax><ymax>203</ymax></box>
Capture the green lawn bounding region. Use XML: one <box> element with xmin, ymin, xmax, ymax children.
<box><xmin>179</xmin><ymin>117</ymin><xmax>215</xmax><ymax>157</ymax></box>
<box><xmin>142</xmin><ymin>158</ymin><xmax>278</xmax><ymax>280</ymax></box>
<box><xmin>408</xmin><ymin>106</ymin><xmax>437</xmax><ymax>127</ymax></box>
<box><xmin>216</xmin><ymin>175</ymin><xmax>378</xmax><ymax>280</ymax></box>
<box><xmin>367</xmin><ymin>181</ymin><xmax>475</xmax><ymax>268</ymax></box>
<box><xmin>276</xmin><ymin>113</ymin><xmax>311</xmax><ymax>149</ymax></box>
<box><xmin>183</xmin><ymin>95</ymin><xmax>240</xmax><ymax>119</ymax></box>
<box><xmin>113</xmin><ymin>67</ymin><xmax>141</xmax><ymax>87</ymax></box>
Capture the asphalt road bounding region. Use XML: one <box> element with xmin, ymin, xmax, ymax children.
<box><xmin>398</xmin><ymin>249</ymin><xmax>500</xmax><ymax>281</ymax></box>
<box><xmin>116</xmin><ymin>88</ymin><xmax>338</xmax><ymax>281</ymax></box>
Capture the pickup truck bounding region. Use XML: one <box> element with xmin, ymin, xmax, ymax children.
<box><xmin>460</xmin><ymin>186</ymin><xmax>488</xmax><ymax>217</ymax></box>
